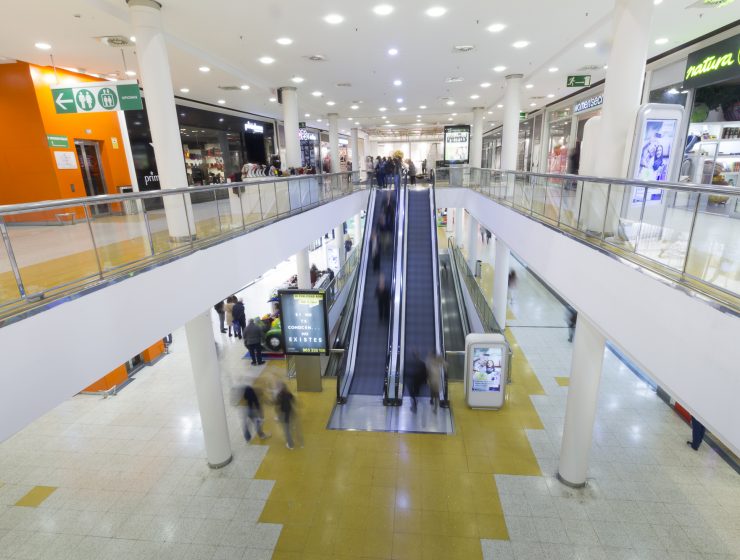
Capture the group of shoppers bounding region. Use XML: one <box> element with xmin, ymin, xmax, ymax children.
<box><xmin>215</xmin><ymin>296</ymin><xmax>246</xmax><ymax>338</ymax></box>
<box><xmin>241</xmin><ymin>381</ymin><xmax>302</xmax><ymax>449</ymax></box>
<box><xmin>374</xmin><ymin>156</ymin><xmax>418</xmax><ymax>188</ymax></box>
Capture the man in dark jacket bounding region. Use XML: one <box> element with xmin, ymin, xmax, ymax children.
<box><xmin>214</xmin><ymin>300</ymin><xmax>226</xmax><ymax>333</ymax></box>
<box><xmin>243</xmin><ymin>385</ymin><xmax>269</xmax><ymax>441</ymax></box>
<box><xmin>232</xmin><ymin>299</ymin><xmax>246</xmax><ymax>339</ymax></box>
<box><xmin>244</xmin><ymin>318</ymin><xmax>265</xmax><ymax>365</ymax></box>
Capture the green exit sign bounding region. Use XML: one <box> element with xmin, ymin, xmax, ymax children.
<box><xmin>567</xmin><ymin>75</ymin><xmax>591</xmax><ymax>87</ymax></box>
<box><xmin>46</xmin><ymin>134</ymin><xmax>69</xmax><ymax>148</ymax></box>
<box><xmin>299</xmin><ymin>121</ymin><xmax>306</xmax><ymax>129</ymax></box>
<box><xmin>519</xmin><ymin>112</ymin><xmax>527</xmax><ymax>121</ymax></box>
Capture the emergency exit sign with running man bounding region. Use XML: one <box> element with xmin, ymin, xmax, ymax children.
<box><xmin>50</xmin><ymin>80</ymin><xmax>143</xmax><ymax>114</ymax></box>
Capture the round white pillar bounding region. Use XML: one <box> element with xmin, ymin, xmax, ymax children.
<box><xmin>466</xmin><ymin>212</ymin><xmax>478</xmax><ymax>272</ymax></box>
<box><xmin>335</xmin><ymin>223</ymin><xmax>346</xmax><ymax>267</ymax></box>
<box><xmin>296</xmin><ymin>248</ymin><xmax>311</xmax><ymax>288</ymax></box>
<box><xmin>558</xmin><ymin>314</ymin><xmax>607</xmax><ymax>487</ymax></box>
<box><xmin>184</xmin><ymin>311</ymin><xmax>232</xmax><ymax>468</ymax></box>
<box><xmin>323</xmin><ymin>233</ymin><xmax>331</xmax><ymax>270</ymax></box>
<box><xmin>280</xmin><ymin>86</ymin><xmax>300</xmax><ymax>170</ymax></box>
<box><xmin>328</xmin><ymin>113</ymin><xmax>340</xmax><ymax>173</ymax></box>
<box><xmin>354</xmin><ymin>213</ymin><xmax>362</xmax><ymax>248</ymax></box>
<box><xmin>470</xmin><ymin>107</ymin><xmax>484</xmax><ymax>168</ymax></box>
<box><xmin>501</xmin><ymin>74</ymin><xmax>522</xmax><ymax>172</ymax></box>
<box><xmin>454</xmin><ymin>208</ymin><xmax>464</xmax><ymax>246</ymax></box>
<box><xmin>350</xmin><ymin>127</ymin><xmax>359</xmax><ymax>178</ymax></box>
<box><xmin>492</xmin><ymin>237</ymin><xmax>510</xmax><ymax>329</ymax></box>
<box><xmin>127</xmin><ymin>0</ymin><xmax>193</xmax><ymax>240</ymax></box>
<box><xmin>446</xmin><ymin>208</ymin><xmax>454</xmax><ymax>234</ymax></box>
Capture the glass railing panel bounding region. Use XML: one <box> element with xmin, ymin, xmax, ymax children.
<box><xmin>188</xmin><ymin>189</ymin><xmax>221</xmax><ymax>241</ymax></box>
<box><xmin>216</xmin><ymin>187</ymin><xmax>241</xmax><ymax>232</ymax></box>
<box><xmin>241</xmin><ymin>184</ymin><xmax>262</xmax><ymax>225</ymax></box>
<box><xmin>141</xmin><ymin>193</ymin><xmax>189</xmax><ymax>255</ymax></box>
<box><xmin>559</xmin><ymin>179</ymin><xmax>584</xmax><ymax>231</ymax></box>
<box><xmin>86</xmin><ymin>199</ymin><xmax>153</xmax><ymax>272</ymax></box>
<box><xmin>0</xmin><ymin>225</ymin><xmax>22</xmax><ymax>305</ymax></box>
<box><xmin>274</xmin><ymin>181</ymin><xmax>291</xmax><ymax>216</ymax></box>
<box><xmin>287</xmin><ymin>180</ymin><xmax>302</xmax><ymax>213</ymax></box>
<box><xmin>531</xmin><ymin>175</ymin><xmax>548</xmax><ymax>219</ymax></box>
<box><xmin>684</xmin><ymin>193</ymin><xmax>740</xmax><ymax>296</ymax></box>
<box><xmin>5</xmin><ymin>203</ymin><xmax>101</xmax><ymax>297</ymax></box>
<box><xmin>259</xmin><ymin>182</ymin><xmax>278</xmax><ymax>219</ymax></box>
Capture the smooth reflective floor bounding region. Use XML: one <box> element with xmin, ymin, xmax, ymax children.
<box><xmin>327</xmin><ymin>395</ymin><xmax>454</xmax><ymax>434</ymax></box>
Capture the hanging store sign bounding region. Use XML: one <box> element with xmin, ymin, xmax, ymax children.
<box><xmin>46</xmin><ymin>134</ymin><xmax>69</xmax><ymax>148</ymax></box>
<box><xmin>299</xmin><ymin>121</ymin><xmax>307</xmax><ymax>129</ymax></box>
<box><xmin>50</xmin><ymin>80</ymin><xmax>142</xmax><ymax>114</ymax></box>
<box><xmin>299</xmin><ymin>128</ymin><xmax>317</xmax><ymax>141</ymax></box>
<box><xmin>574</xmin><ymin>94</ymin><xmax>603</xmax><ymax>114</ymax></box>
<box><xmin>683</xmin><ymin>33</ymin><xmax>740</xmax><ymax>89</ymax></box>
<box><xmin>443</xmin><ymin>125</ymin><xmax>471</xmax><ymax>164</ymax></box>
<box><xmin>567</xmin><ymin>75</ymin><xmax>591</xmax><ymax>87</ymax></box>
<box><xmin>244</xmin><ymin>120</ymin><xmax>264</xmax><ymax>134</ymax></box>
<box><xmin>278</xmin><ymin>290</ymin><xmax>329</xmax><ymax>355</ymax></box>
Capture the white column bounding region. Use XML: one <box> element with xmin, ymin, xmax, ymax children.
<box><xmin>501</xmin><ymin>74</ymin><xmax>522</xmax><ymax>171</ymax></box>
<box><xmin>354</xmin><ymin>212</ymin><xmax>362</xmax><ymax>248</ymax></box>
<box><xmin>280</xmin><ymin>86</ymin><xmax>300</xmax><ymax>169</ymax></box>
<box><xmin>558</xmin><ymin>315</ymin><xmax>607</xmax><ymax>487</ymax></box>
<box><xmin>350</xmin><ymin>127</ymin><xmax>359</xmax><ymax>179</ymax></box>
<box><xmin>492</xmin><ymin>237</ymin><xmax>510</xmax><ymax>329</ymax></box>
<box><xmin>296</xmin><ymin>248</ymin><xmax>311</xmax><ymax>288</ymax></box>
<box><xmin>466</xmin><ymin>212</ymin><xmax>478</xmax><ymax>272</ymax></box>
<box><xmin>454</xmin><ymin>208</ymin><xmax>464</xmax><ymax>246</ymax></box>
<box><xmin>184</xmin><ymin>311</ymin><xmax>232</xmax><ymax>468</ymax></box>
<box><xmin>127</xmin><ymin>0</ymin><xmax>193</xmax><ymax>240</ymax></box>
<box><xmin>323</xmin><ymin>234</ymin><xmax>331</xmax><ymax>270</ymax></box>
<box><xmin>335</xmin><ymin>223</ymin><xmax>346</xmax><ymax>267</ymax></box>
<box><xmin>446</xmin><ymin>208</ymin><xmax>454</xmax><ymax>234</ymax></box>
<box><xmin>328</xmin><ymin>113</ymin><xmax>340</xmax><ymax>173</ymax></box>
<box><xmin>470</xmin><ymin>107</ymin><xmax>484</xmax><ymax>168</ymax></box>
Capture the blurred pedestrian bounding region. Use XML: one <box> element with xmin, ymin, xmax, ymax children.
<box><xmin>407</xmin><ymin>159</ymin><xmax>417</xmax><ymax>185</ymax></box>
<box><xmin>425</xmin><ymin>353</ymin><xmax>446</xmax><ymax>413</ymax></box>
<box><xmin>225</xmin><ymin>295</ymin><xmax>237</xmax><ymax>337</ymax></box>
<box><xmin>375</xmin><ymin>273</ymin><xmax>390</xmax><ymax>322</ymax></box>
<box><xmin>232</xmin><ymin>298</ymin><xmax>246</xmax><ymax>340</ymax></box>
<box><xmin>244</xmin><ymin>318</ymin><xmax>265</xmax><ymax>365</ymax></box>
<box><xmin>276</xmin><ymin>383</ymin><xmax>302</xmax><ymax>449</ymax></box>
<box><xmin>371</xmin><ymin>232</ymin><xmax>380</xmax><ymax>272</ymax></box>
<box><xmin>243</xmin><ymin>385</ymin><xmax>269</xmax><ymax>442</ymax></box>
<box><xmin>507</xmin><ymin>269</ymin><xmax>517</xmax><ymax>304</ymax></box>
<box><xmin>566</xmin><ymin>308</ymin><xmax>577</xmax><ymax>343</ymax></box>
<box><xmin>214</xmin><ymin>300</ymin><xmax>227</xmax><ymax>333</ymax></box>
<box><xmin>687</xmin><ymin>415</ymin><xmax>706</xmax><ymax>451</ymax></box>
<box><xmin>408</xmin><ymin>351</ymin><xmax>427</xmax><ymax>413</ymax></box>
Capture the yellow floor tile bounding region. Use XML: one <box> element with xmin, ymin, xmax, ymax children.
<box><xmin>14</xmin><ymin>486</ymin><xmax>56</xmax><ymax>508</ymax></box>
<box><xmin>555</xmin><ymin>376</ymin><xmax>570</xmax><ymax>386</ymax></box>
<box><xmin>392</xmin><ymin>532</ymin><xmax>423</xmax><ymax>560</ymax></box>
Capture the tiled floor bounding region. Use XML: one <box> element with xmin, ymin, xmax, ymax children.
<box><xmin>0</xmin><ymin>225</ymin><xmax>738</xmax><ymax>559</ymax></box>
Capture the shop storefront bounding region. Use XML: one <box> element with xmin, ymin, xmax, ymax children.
<box><xmin>518</xmin><ymin>113</ymin><xmax>543</xmax><ymax>172</ymax></box>
<box><xmin>482</xmin><ymin>127</ymin><xmax>502</xmax><ymax>169</ymax></box>
<box><xmin>299</xmin><ymin>127</ymin><xmax>320</xmax><ymax>171</ymax></box>
<box><xmin>125</xmin><ymin>101</ymin><xmax>277</xmax><ymax>188</ymax></box>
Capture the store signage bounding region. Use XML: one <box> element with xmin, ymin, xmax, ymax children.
<box><xmin>443</xmin><ymin>125</ymin><xmax>471</xmax><ymax>163</ymax></box>
<box><xmin>339</xmin><ymin>138</ymin><xmax>349</xmax><ymax>146</ymax></box>
<box><xmin>574</xmin><ymin>95</ymin><xmax>604</xmax><ymax>114</ymax></box>
<box><xmin>46</xmin><ymin>134</ymin><xmax>69</xmax><ymax>148</ymax></box>
<box><xmin>50</xmin><ymin>80</ymin><xmax>142</xmax><ymax>114</ymax></box>
<box><xmin>278</xmin><ymin>290</ymin><xmax>329</xmax><ymax>355</ymax></box>
<box><xmin>54</xmin><ymin>151</ymin><xmax>77</xmax><ymax>170</ymax></box>
<box><xmin>299</xmin><ymin>121</ymin><xmax>306</xmax><ymax>129</ymax></box>
<box><xmin>683</xmin><ymin>33</ymin><xmax>740</xmax><ymax>89</ymax></box>
<box><xmin>244</xmin><ymin>120</ymin><xmax>264</xmax><ymax>134</ymax></box>
<box><xmin>519</xmin><ymin>111</ymin><xmax>527</xmax><ymax>121</ymax></box>
<box><xmin>567</xmin><ymin>75</ymin><xmax>591</xmax><ymax>87</ymax></box>
<box><xmin>299</xmin><ymin>128</ymin><xmax>317</xmax><ymax>141</ymax></box>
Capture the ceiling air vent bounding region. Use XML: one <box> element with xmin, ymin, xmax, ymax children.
<box><xmin>578</xmin><ymin>64</ymin><xmax>602</xmax><ymax>71</ymax></box>
<box><xmin>445</xmin><ymin>77</ymin><xmax>464</xmax><ymax>83</ymax></box>
<box><xmin>305</xmin><ymin>54</ymin><xmax>327</xmax><ymax>62</ymax></box>
<box><xmin>686</xmin><ymin>0</ymin><xmax>735</xmax><ymax>7</ymax></box>
<box><xmin>218</xmin><ymin>85</ymin><xmax>242</xmax><ymax>91</ymax></box>
<box><xmin>336</xmin><ymin>82</ymin><xmax>352</xmax><ymax>87</ymax></box>
<box><xmin>96</xmin><ymin>35</ymin><xmax>134</xmax><ymax>48</ymax></box>
<box><xmin>453</xmin><ymin>45</ymin><xmax>475</xmax><ymax>53</ymax></box>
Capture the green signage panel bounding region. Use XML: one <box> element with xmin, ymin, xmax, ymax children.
<box><xmin>51</xmin><ymin>80</ymin><xmax>142</xmax><ymax>114</ymax></box>
<box><xmin>683</xmin><ymin>33</ymin><xmax>739</xmax><ymax>90</ymax></box>
<box><xmin>46</xmin><ymin>134</ymin><xmax>69</xmax><ymax>148</ymax></box>
<box><xmin>299</xmin><ymin>121</ymin><xmax>306</xmax><ymax>129</ymax></box>
<box><xmin>519</xmin><ymin>111</ymin><xmax>527</xmax><ymax>121</ymax></box>
<box><xmin>566</xmin><ymin>75</ymin><xmax>591</xmax><ymax>88</ymax></box>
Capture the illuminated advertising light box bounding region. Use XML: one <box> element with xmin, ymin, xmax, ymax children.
<box><xmin>683</xmin><ymin>33</ymin><xmax>739</xmax><ymax>90</ymax></box>
<box><xmin>464</xmin><ymin>333</ymin><xmax>508</xmax><ymax>409</ymax></box>
<box><xmin>444</xmin><ymin>125</ymin><xmax>471</xmax><ymax>164</ymax></box>
<box><xmin>278</xmin><ymin>290</ymin><xmax>329</xmax><ymax>355</ymax></box>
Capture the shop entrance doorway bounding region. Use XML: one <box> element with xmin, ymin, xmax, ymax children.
<box><xmin>74</xmin><ymin>140</ymin><xmax>109</xmax><ymax>214</ymax></box>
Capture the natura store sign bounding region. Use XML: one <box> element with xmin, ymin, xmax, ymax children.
<box><xmin>683</xmin><ymin>33</ymin><xmax>739</xmax><ymax>89</ymax></box>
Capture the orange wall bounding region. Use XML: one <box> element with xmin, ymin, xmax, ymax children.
<box><xmin>0</xmin><ymin>62</ymin><xmax>131</xmax><ymax>213</ymax></box>
<box><xmin>141</xmin><ymin>340</ymin><xmax>165</xmax><ymax>363</ymax></box>
<box><xmin>83</xmin><ymin>364</ymin><xmax>128</xmax><ymax>393</ymax></box>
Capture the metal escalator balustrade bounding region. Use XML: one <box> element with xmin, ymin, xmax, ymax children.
<box><xmin>435</xmin><ymin>167</ymin><xmax>739</xmax><ymax>313</ymax></box>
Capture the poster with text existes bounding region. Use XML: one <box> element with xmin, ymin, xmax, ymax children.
<box><xmin>444</xmin><ymin>125</ymin><xmax>471</xmax><ymax>164</ymax></box>
<box><xmin>278</xmin><ymin>290</ymin><xmax>329</xmax><ymax>355</ymax></box>
<box><xmin>471</xmin><ymin>346</ymin><xmax>503</xmax><ymax>392</ymax></box>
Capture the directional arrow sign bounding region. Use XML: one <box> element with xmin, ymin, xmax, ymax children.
<box><xmin>566</xmin><ymin>75</ymin><xmax>591</xmax><ymax>88</ymax></box>
<box><xmin>54</xmin><ymin>89</ymin><xmax>76</xmax><ymax>114</ymax></box>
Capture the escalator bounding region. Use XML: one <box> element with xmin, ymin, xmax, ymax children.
<box><xmin>439</xmin><ymin>252</ymin><xmax>468</xmax><ymax>380</ymax></box>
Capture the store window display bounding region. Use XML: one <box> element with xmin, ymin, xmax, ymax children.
<box><xmin>546</xmin><ymin>107</ymin><xmax>572</xmax><ymax>173</ymax></box>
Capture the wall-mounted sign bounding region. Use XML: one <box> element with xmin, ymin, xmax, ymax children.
<box><xmin>50</xmin><ymin>80</ymin><xmax>142</xmax><ymax>114</ymax></box>
<box><xmin>244</xmin><ymin>120</ymin><xmax>264</xmax><ymax>134</ymax></box>
<box><xmin>339</xmin><ymin>138</ymin><xmax>349</xmax><ymax>146</ymax></box>
<box><xmin>46</xmin><ymin>134</ymin><xmax>69</xmax><ymax>148</ymax></box>
<box><xmin>574</xmin><ymin>95</ymin><xmax>604</xmax><ymax>114</ymax></box>
<box><xmin>567</xmin><ymin>75</ymin><xmax>591</xmax><ymax>87</ymax></box>
<box><xmin>299</xmin><ymin>128</ymin><xmax>317</xmax><ymax>141</ymax></box>
<box><xmin>111</xmin><ymin>137</ymin><xmax>119</xmax><ymax>149</ymax></box>
<box><xmin>443</xmin><ymin>125</ymin><xmax>471</xmax><ymax>164</ymax></box>
<box><xmin>278</xmin><ymin>290</ymin><xmax>329</xmax><ymax>355</ymax></box>
<box><xmin>54</xmin><ymin>151</ymin><xmax>78</xmax><ymax>170</ymax></box>
<box><xmin>683</xmin><ymin>33</ymin><xmax>739</xmax><ymax>90</ymax></box>
<box><xmin>299</xmin><ymin>121</ymin><xmax>306</xmax><ymax>129</ymax></box>
<box><xmin>519</xmin><ymin>111</ymin><xmax>527</xmax><ymax>121</ymax></box>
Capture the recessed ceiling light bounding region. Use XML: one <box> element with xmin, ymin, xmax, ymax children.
<box><xmin>381</xmin><ymin>115</ymin><xmax>387</xmax><ymax>119</ymax></box>
<box><xmin>326</xmin><ymin>101</ymin><xmax>336</xmax><ymax>106</ymax></box>
<box><xmin>654</xmin><ymin>0</ymin><xmax>662</xmax><ymax>4</ymax></box>
<box><xmin>493</xmin><ymin>65</ymin><xmax>507</xmax><ymax>72</ymax></box>
<box><xmin>199</xmin><ymin>66</ymin><xmax>210</xmax><ymax>72</ymax></box>
<box><xmin>529</xmin><ymin>102</ymin><xmax>536</xmax><ymax>107</ymax></box>
<box><xmin>374</xmin><ymin>4</ymin><xmax>394</xmax><ymax>15</ymax></box>
<box><xmin>317</xmin><ymin>119</ymin><xmax>322</xmax><ymax>122</ymax></box>
<box><xmin>269</xmin><ymin>97</ymin><xmax>277</xmax><ymax>102</ymax></box>
<box><xmin>497</xmin><ymin>104</ymin><xmax>503</xmax><ymax>108</ymax></box>
<box><xmin>217</xmin><ymin>99</ymin><xmax>226</xmax><ymax>104</ymax></box>
<box><xmin>388</xmin><ymin>48</ymin><xmax>399</xmax><ymax>56</ymax></box>
<box><xmin>426</xmin><ymin>6</ymin><xmax>447</xmax><ymax>17</ymax></box>
<box><xmin>324</xmin><ymin>13</ymin><xmax>344</xmax><ymax>24</ymax></box>
<box><xmin>487</xmin><ymin>23</ymin><xmax>506</xmax><ymax>33</ymax></box>
<box><xmin>655</xmin><ymin>37</ymin><xmax>668</xmax><ymax>45</ymax></box>
<box><xmin>276</xmin><ymin>37</ymin><xmax>293</xmax><ymax>45</ymax></box>
<box><xmin>399</xmin><ymin>107</ymin><xmax>407</xmax><ymax>111</ymax></box>
<box><xmin>548</xmin><ymin>67</ymin><xmax>559</xmax><ymax>73</ymax></box>
<box><xmin>258</xmin><ymin>56</ymin><xmax>275</xmax><ymax>64</ymax></box>
<box><xmin>291</xmin><ymin>76</ymin><xmax>304</xmax><ymax>83</ymax></box>
<box><xmin>512</xmin><ymin>41</ymin><xmax>529</xmax><ymax>48</ymax></box>
<box><xmin>396</xmin><ymin>97</ymin><xmax>403</xmax><ymax>103</ymax></box>
<box><xmin>448</xmin><ymin>117</ymin><xmax>453</xmax><ymax>121</ymax></box>
<box><xmin>311</xmin><ymin>91</ymin><xmax>323</xmax><ymax>97</ymax></box>
<box><xmin>480</xmin><ymin>82</ymin><xmax>491</xmax><ymax>88</ymax></box>
<box><xmin>129</xmin><ymin>36</ymin><xmax>136</xmax><ymax>43</ymax></box>
<box><xmin>470</xmin><ymin>94</ymin><xmax>480</xmax><ymax>99</ymax></box>
<box><xmin>487</xmin><ymin>111</ymin><xmax>493</xmax><ymax>114</ymax></box>
<box><xmin>419</xmin><ymin>105</ymin><xmax>427</xmax><ymax>109</ymax></box>
<box><xmin>416</xmin><ymin>115</ymin><xmax>421</xmax><ymax>117</ymax></box>
<box><xmin>180</xmin><ymin>88</ymin><xmax>190</xmax><ymax>93</ymax></box>
<box><xmin>603</xmin><ymin>65</ymin><xmax>608</xmax><ymax>69</ymax></box>
<box><xmin>547</xmin><ymin>93</ymin><xmax>555</xmax><ymax>98</ymax></box>
<box><xmin>451</xmin><ymin>112</ymin><xmax>457</xmax><ymax>116</ymax></box>
<box><xmin>393</xmin><ymin>79</ymin><xmax>402</xmax><ymax>86</ymax></box>
<box><xmin>305</xmin><ymin>113</ymin><xmax>311</xmax><ymax>117</ymax></box>
<box><xmin>525</xmin><ymin>84</ymin><xmax>534</xmax><ymax>89</ymax></box>
<box><xmin>219</xmin><ymin>118</ymin><xmax>224</xmax><ymax>122</ymax></box>
<box><xmin>446</xmin><ymin>100</ymin><xmax>455</xmax><ymax>106</ymax></box>
<box><xmin>240</xmin><ymin>84</ymin><xmax>250</xmax><ymax>90</ymax></box>
<box><xmin>351</xmin><ymin>105</ymin><xmax>359</xmax><ymax>110</ymax></box>
<box><xmin>583</xmin><ymin>42</ymin><xmax>597</xmax><ymax>48</ymax></box>
<box><xmin>125</xmin><ymin>70</ymin><xmax>137</xmax><ymax>77</ymax></box>
<box><xmin>379</xmin><ymin>107</ymin><xmax>387</xmax><ymax>112</ymax></box>
<box><xmin>34</xmin><ymin>42</ymin><xmax>51</xmax><ymax>50</ymax></box>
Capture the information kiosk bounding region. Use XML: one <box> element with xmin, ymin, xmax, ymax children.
<box><xmin>464</xmin><ymin>333</ymin><xmax>509</xmax><ymax>409</ymax></box>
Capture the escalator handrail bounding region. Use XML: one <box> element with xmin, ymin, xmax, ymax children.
<box><xmin>428</xmin><ymin>183</ymin><xmax>447</xmax><ymax>405</ymax></box>
<box><xmin>394</xmin><ymin>185</ymin><xmax>410</xmax><ymax>402</ymax></box>
<box><xmin>385</xmin><ymin>185</ymin><xmax>406</xmax><ymax>403</ymax></box>
<box><xmin>332</xmin><ymin>263</ymin><xmax>360</xmax><ymax>402</ymax></box>
<box><xmin>339</xmin><ymin>187</ymin><xmax>378</xmax><ymax>399</ymax></box>
<box><xmin>447</xmin><ymin>235</ymin><xmax>471</xmax><ymax>338</ymax></box>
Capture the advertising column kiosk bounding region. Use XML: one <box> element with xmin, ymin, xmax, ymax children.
<box><xmin>464</xmin><ymin>333</ymin><xmax>509</xmax><ymax>409</ymax></box>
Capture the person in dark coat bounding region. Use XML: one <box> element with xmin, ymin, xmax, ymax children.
<box><xmin>214</xmin><ymin>300</ymin><xmax>226</xmax><ymax>333</ymax></box>
<box><xmin>232</xmin><ymin>299</ymin><xmax>246</xmax><ymax>340</ymax></box>
<box><xmin>276</xmin><ymin>383</ymin><xmax>302</xmax><ymax>449</ymax></box>
<box><xmin>244</xmin><ymin>318</ymin><xmax>265</xmax><ymax>365</ymax></box>
<box><xmin>408</xmin><ymin>351</ymin><xmax>427</xmax><ymax>413</ymax></box>
<box><xmin>375</xmin><ymin>273</ymin><xmax>390</xmax><ymax>322</ymax></box>
<box><xmin>687</xmin><ymin>415</ymin><xmax>706</xmax><ymax>451</ymax></box>
<box><xmin>243</xmin><ymin>385</ymin><xmax>269</xmax><ymax>441</ymax></box>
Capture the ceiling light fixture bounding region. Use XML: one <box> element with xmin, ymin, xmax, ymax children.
<box><xmin>305</xmin><ymin>113</ymin><xmax>311</xmax><ymax>117</ymax></box>
<box><xmin>529</xmin><ymin>102</ymin><xmax>536</xmax><ymax>107</ymax></box>
<box><xmin>393</xmin><ymin>79</ymin><xmax>402</xmax><ymax>86</ymax></box>
<box><xmin>180</xmin><ymin>88</ymin><xmax>190</xmax><ymax>93</ymax></box>
<box><xmin>276</xmin><ymin>37</ymin><xmax>293</xmax><ymax>45</ymax></box>
<box><xmin>583</xmin><ymin>42</ymin><xmax>597</xmax><ymax>48</ymax></box>
<box><xmin>355</xmin><ymin>121</ymin><xmax>360</xmax><ymax>125</ymax></box>
<box><xmin>311</xmin><ymin>91</ymin><xmax>323</xmax><ymax>97</ymax></box>
<box><xmin>655</xmin><ymin>37</ymin><xmax>668</xmax><ymax>45</ymax></box>
<box><xmin>493</xmin><ymin>65</ymin><xmax>507</xmax><ymax>72</ymax></box>
<box><xmin>399</xmin><ymin>107</ymin><xmax>407</xmax><ymax>111</ymax></box>
<box><xmin>480</xmin><ymin>82</ymin><xmax>491</xmax><ymax>88</ymax></box>
<box><xmin>446</xmin><ymin>100</ymin><xmax>455</xmax><ymax>106</ymax></box>
<box><xmin>525</xmin><ymin>84</ymin><xmax>534</xmax><ymax>89</ymax></box>
<box><xmin>388</xmin><ymin>48</ymin><xmax>398</xmax><ymax>56</ymax></box>
<box><xmin>396</xmin><ymin>97</ymin><xmax>403</xmax><ymax>103</ymax></box>
<box><xmin>654</xmin><ymin>0</ymin><xmax>662</xmax><ymax>4</ymax></box>
<box><xmin>548</xmin><ymin>67</ymin><xmax>559</xmax><ymax>73</ymax></box>
<box><xmin>487</xmin><ymin>23</ymin><xmax>506</xmax><ymax>33</ymax></box>
<box><xmin>317</xmin><ymin>118</ymin><xmax>322</xmax><ymax>122</ymax></box>
<box><xmin>487</xmin><ymin>111</ymin><xmax>493</xmax><ymax>114</ymax></box>
<box><xmin>258</xmin><ymin>56</ymin><xmax>275</xmax><ymax>64</ymax></box>
<box><xmin>419</xmin><ymin>105</ymin><xmax>427</xmax><ymax>109</ymax></box>
<box><xmin>497</xmin><ymin>104</ymin><xmax>503</xmax><ymax>108</ymax></box>
<box><xmin>217</xmin><ymin>99</ymin><xmax>226</xmax><ymax>104</ymax></box>
<box><xmin>269</xmin><ymin>97</ymin><xmax>277</xmax><ymax>102</ymax></box>
<box><xmin>351</xmin><ymin>105</ymin><xmax>359</xmax><ymax>110</ymax></box>
<box><xmin>324</xmin><ymin>13</ymin><xmax>344</xmax><ymax>24</ymax></box>
<box><xmin>470</xmin><ymin>94</ymin><xmax>479</xmax><ymax>99</ymax></box>
<box><xmin>379</xmin><ymin>107</ymin><xmax>387</xmax><ymax>112</ymax></box>
<box><xmin>198</xmin><ymin>66</ymin><xmax>210</xmax><ymax>72</ymax></box>
<box><xmin>425</xmin><ymin>6</ymin><xmax>447</xmax><ymax>17</ymax></box>
<box><xmin>34</xmin><ymin>42</ymin><xmax>51</xmax><ymax>50</ymax></box>
<box><xmin>448</xmin><ymin>117</ymin><xmax>453</xmax><ymax>121</ymax></box>
<box><xmin>125</xmin><ymin>70</ymin><xmax>136</xmax><ymax>77</ymax></box>
<box><xmin>129</xmin><ymin>36</ymin><xmax>136</xmax><ymax>43</ymax></box>
<box><xmin>452</xmin><ymin>112</ymin><xmax>457</xmax><ymax>116</ymax></box>
<box><xmin>291</xmin><ymin>76</ymin><xmax>304</xmax><ymax>83</ymax></box>
<box><xmin>240</xmin><ymin>84</ymin><xmax>250</xmax><ymax>90</ymax></box>
<box><xmin>326</xmin><ymin>101</ymin><xmax>336</xmax><ymax>106</ymax></box>
<box><xmin>373</xmin><ymin>4</ymin><xmax>394</xmax><ymax>15</ymax></box>
<box><xmin>547</xmin><ymin>93</ymin><xmax>555</xmax><ymax>98</ymax></box>
<box><xmin>512</xmin><ymin>40</ymin><xmax>529</xmax><ymax>49</ymax></box>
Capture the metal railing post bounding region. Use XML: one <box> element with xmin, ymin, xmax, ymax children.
<box><xmin>142</xmin><ymin>204</ymin><xmax>156</xmax><ymax>256</ymax></box>
<box><xmin>83</xmin><ymin>204</ymin><xmax>105</xmax><ymax>279</ymax></box>
<box><xmin>681</xmin><ymin>192</ymin><xmax>702</xmax><ymax>275</ymax></box>
<box><xmin>236</xmin><ymin>187</ymin><xmax>246</xmax><ymax>230</ymax></box>
<box><xmin>0</xmin><ymin>219</ymin><xmax>27</xmax><ymax>299</ymax></box>
<box><xmin>599</xmin><ymin>183</ymin><xmax>613</xmax><ymax>241</ymax></box>
<box><xmin>183</xmin><ymin>193</ymin><xmax>195</xmax><ymax>247</ymax></box>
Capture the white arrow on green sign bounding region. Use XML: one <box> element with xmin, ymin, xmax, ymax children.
<box><xmin>50</xmin><ymin>80</ymin><xmax>143</xmax><ymax>114</ymax></box>
<box><xmin>566</xmin><ymin>75</ymin><xmax>591</xmax><ymax>87</ymax></box>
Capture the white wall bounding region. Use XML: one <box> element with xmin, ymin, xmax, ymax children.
<box><xmin>436</xmin><ymin>189</ymin><xmax>740</xmax><ymax>455</ymax></box>
<box><xmin>0</xmin><ymin>191</ymin><xmax>369</xmax><ymax>443</ymax></box>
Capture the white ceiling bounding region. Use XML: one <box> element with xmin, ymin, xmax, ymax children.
<box><xmin>0</xmin><ymin>0</ymin><xmax>736</xmax><ymax>136</ymax></box>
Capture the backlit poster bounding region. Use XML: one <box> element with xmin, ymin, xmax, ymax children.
<box><xmin>444</xmin><ymin>125</ymin><xmax>471</xmax><ymax>164</ymax></box>
<box><xmin>635</xmin><ymin>119</ymin><xmax>677</xmax><ymax>182</ymax></box>
<box><xmin>471</xmin><ymin>346</ymin><xmax>503</xmax><ymax>392</ymax></box>
<box><xmin>278</xmin><ymin>290</ymin><xmax>329</xmax><ymax>355</ymax></box>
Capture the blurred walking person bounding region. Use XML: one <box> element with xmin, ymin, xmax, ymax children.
<box><xmin>244</xmin><ymin>318</ymin><xmax>265</xmax><ymax>365</ymax></box>
<box><xmin>507</xmin><ymin>269</ymin><xmax>517</xmax><ymax>304</ymax></box>
<box><xmin>566</xmin><ymin>308</ymin><xmax>577</xmax><ymax>343</ymax></box>
<box><xmin>408</xmin><ymin>351</ymin><xmax>427</xmax><ymax>413</ymax></box>
<box><xmin>276</xmin><ymin>383</ymin><xmax>302</xmax><ymax>449</ymax></box>
<box><xmin>232</xmin><ymin>298</ymin><xmax>246</xmax><ymax>340</ymax></box>
<box><xmin>425</xmin><ymin>353</ymin><xmax>446</xmax><ymax>413</ymax></box>
<box><xmin>375</xmin><ymin>273</ymin><xmax>390</xmax><ymax>322</ymax></box>
<box><xmin>214</xmin><ymin>300</ymin><xmax>227</xmax><ymax>333</ymax></box>
<box><xmin>243</xmin><ymin>385</ymin><xmax>269</xmax><ymax>442</ymax></box>
<box><xmin>224</xmin><ymin>295</ymin><xmax>237</xmax><ymax>337</ymax></box>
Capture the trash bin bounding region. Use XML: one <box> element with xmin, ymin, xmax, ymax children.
<box><xmin>475</xmin><ymin>259</ymin><xmax>482</xmax><ymax>278</ymax></box>
<box><xmin>118</xmin><ymin>186</ymin><xmax>139</xmax><ymax>215</ymax></box>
